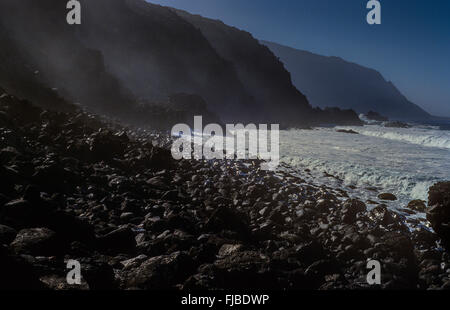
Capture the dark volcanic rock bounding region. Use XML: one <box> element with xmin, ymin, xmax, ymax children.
<box><xmin>378</xmin><ymin>193</ymin><xmax>398</xmax><ymax>201</ymax></box>
<box><xmin>427</xmin><ymin>182</ymin><xmax>450</xmax><ymax>242</ymax></box>
<box><xmin>125</xmin><ymin>251</ymin><xmax>195</xmax><ymax>289</ymax></box>
<box><xmin>11</xmin><ymin>228</ymin><xmax>62</xmax><ymax>256</ymax></box>
<box><xmin>0</xmin><ymin>86</ymin><xmax>446</xmax><ymax>290</ymax></box>
<box><xmin>97</xmin><ymin>226</ymin><xmax>136</xmax><ymax>254</ymax></box>
<box><xmin>407</xmin><ymin>200</ymin><xmax>427</xmax><ymax>213</ymax></box>
<box><xmin>342</xmin><ymin>199</ymin><xmax>366</xmax><ymax>223</ymax></box>
<box><xmin>336</xmin><ymin>129</ymin><xmax>359</xmax><ymax>135</ymax></box>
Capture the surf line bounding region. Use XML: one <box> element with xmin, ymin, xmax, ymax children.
<box><xmin>171</xmin><ymin>116</ymin><xmax>280</xmax><ymax>171</ymax></box>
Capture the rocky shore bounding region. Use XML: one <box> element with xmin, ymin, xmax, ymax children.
<box><xmin>1</xmin><ymin>89</ymin><xmax>450</xmax><ymax>290</ymax></box>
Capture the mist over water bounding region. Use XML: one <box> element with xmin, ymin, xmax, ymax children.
<box><xmin>279</xmin><ymin>125</ymin><xmax>450</xmax><ymax>216</ymax></box>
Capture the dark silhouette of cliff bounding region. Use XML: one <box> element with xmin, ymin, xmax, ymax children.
<box><xmin>0</xmin><ymin>0</ymin><xmax>362</xmax><ymax>128</ymax></box>
<box><xmin>263</xmin><ymin>41</ymin><xmax>431</xmax><ymax>121</ymax></box>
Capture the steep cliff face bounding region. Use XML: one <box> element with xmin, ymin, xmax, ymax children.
<box><xmin>0</xmin><ymin>0</ymin><xmax>135</xmax><ymax>117</ymax></box>
<box><xmin>0</xmin><ymin>0</ymin><xmax>362</xmax><ymax>127</ymax></box>
<box><xmin>263</xmin><ymin>41</ymin><xmax>431</xmax><ymax>121</ymax></box>
<box><xmin>76</xmin><ymin>0</ymin><xmax>254</xmax><ymax>122</ymax></box>
<box><xmin>171</xmin><ymin>8</ymin><xmax>313</xmax><ymax>125</ymax></box>
<box><xmin>0</xmin><ymin>25</ymin><xmax>74</xmax><ymax>113</ymax></box>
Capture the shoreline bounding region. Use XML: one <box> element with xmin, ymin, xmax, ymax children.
<box><xmin>1</xmin><ymin>92</ymin><xmax>449</xmax><ymax>290</ymax></box>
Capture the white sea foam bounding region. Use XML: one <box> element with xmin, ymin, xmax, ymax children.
<box><xmin>278</xmin><ymin>127</ymin><xmax>450</xmax><ymax>215</ymax></box>
<box><xmin>178</xmin><ymin>124</ymin><xmax>450</xmax><ymax>216</ymax></box>
<box><xmin>347</xmin><ymin>125</ymin><xmax>450</xmax><ymax>149</ymax></box>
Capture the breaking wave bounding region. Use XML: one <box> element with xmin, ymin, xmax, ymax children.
<box><xmin>354</xmin><ymin>126</ymin><xmax>450</xmax><ymax>150</ymax></box>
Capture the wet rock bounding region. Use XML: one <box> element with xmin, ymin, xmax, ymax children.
<box><xmin>146</xmin><ymin>176</ymin><xmax>167</xmax><ymax>189</ymax></box>
<box><xmin>217</xmin><ymin>244</ymin><xmax>243</xmax><ymax>258</ymax></box>
<box><xmin>427</xmin><ymin>182</ymin><xmax>450</xmax><ymax>243</ymax></box>
<box><xmin>125</xmin><ymin>251</ymin><xmax>194</xmax><ymax>289</ymax></box>
<box><xmin>212</xmin><ymin>251</ymin><xmax>276</xmax><ymax>289</ymax></box>
<box><xmin>378</xmin><ymin>193</ymin><xmax>398</xmax><ymax>201</ymax></box>
<box><xmin>121</xmin><ymin>255</ymin><xmax>148</xmax><ymax>271</ymax></box>
<box><xmin>315</xmin><ymin>199</ymin><xmax>334</xmax><ymax>213</ymax></box>
<box><xmin>40</xmin><ymin>275</ymin><xmax>89</xmax><ymax>290</ymax></box>
<box><xmin>336</xmin><ymin>129</ymin><xmax>359</xmax><ymax>134</ymax></box>
<box><xmin>11</xmin><ymin>228</ymin><xmax>62</xmax><ymax>256</ymax></box>
<box><xmin>120</xmin><ymin>212</ymin><xmax>135</xmax><ymax>222</ymax></box>
<box><xmin>342</xmin><ymin>199</ymin><xmax>366</xmax><ymax>223</ymax></box>
<box><xmin>369</xmin><ymin>204</ymin><xmax>400</xmax><ymax>226</ymax></box>
<box><xmin>408</xmin><ymin>200</ymin><xmax>427</xmax><ymax>212</ymax></box>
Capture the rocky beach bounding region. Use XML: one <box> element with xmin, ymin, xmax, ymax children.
<box><xmin>1</xmin><ymin>88</ymin><xmax>450</xmax><ymax>290</ymax></box>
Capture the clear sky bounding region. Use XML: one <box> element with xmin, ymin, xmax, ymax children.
<box><xmin>148</xmin><ymin>0</ymin><xmax>450</xmax><ymax>117</ymax></box>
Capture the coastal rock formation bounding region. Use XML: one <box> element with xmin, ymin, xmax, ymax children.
<box><xmin>427</xmin><ymin>182</ymin><xmax>450</xmax><ymax>243</ymax></box>
<box><xmin>0</xmin><ymin>0</ymin><xmax>362</xmax><ymax>128</ymax></box>
<box><xmin>378</xmin><ymin>193</ymin><xmax>398</xmax><ymax>201</ymax></box>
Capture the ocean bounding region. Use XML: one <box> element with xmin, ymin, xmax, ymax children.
<box><xmin>279</xmin><ymin>121</ymin><xmax>450</xmax><ymax>218</ymax></box>
<box><xmin>178</xmin><ymin>118</ymin><xmax>450</xmax><ymax>220</ymax></box>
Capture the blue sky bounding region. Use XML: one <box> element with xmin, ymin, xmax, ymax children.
<box><xmin>148</xmin><ymin>0</ymin><xmax>450</xmax><ymax>116</ymax></box>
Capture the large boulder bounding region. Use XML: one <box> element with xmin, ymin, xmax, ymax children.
<box><xmin>125</xmin><ymin>251</ymin><xmax>195</xmax><ymax>289</ymax></box>
<box><xmin>10</xmin><ymin>228</ymin><xmax>63</xmax><ymax>256</ymax></box>
<box><xmin>341</xmin><ymin>199</ymin><xmax>366</xmax><ymax>224</ymax></box>
<box><xmin>378</xmin><ymin>193</ymin><xmax>398</xmax><ymax>201</ymax></box>
<box><xmin>427</xmin><ymin>182</ymin><xmax>450</xmax><ymax>242</ymax></box>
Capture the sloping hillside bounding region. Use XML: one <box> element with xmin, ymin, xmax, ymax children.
<box><xmin>171</xmin><ymin>8</ymin><xmax>312</xmax><ymax>125</ymax></box>
<box><xmin>0</xmin><ymin>0</ymin><xmax>362</xmax><ymax>127</ymax></box>
<box><xmin>264</xmin><ymin>41</ymin><xmax>431</xmax><ymax>121</ymax></box>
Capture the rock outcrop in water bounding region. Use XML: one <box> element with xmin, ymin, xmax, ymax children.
<box><xmin>1</xmin><ymin>87</ymin><xmax>449</xmax><ymax>290</ymax></box>
<box><xmin>427</xmin><ymin>182</ymin><xmax>450</xmax><ymax>244</ymax></box>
